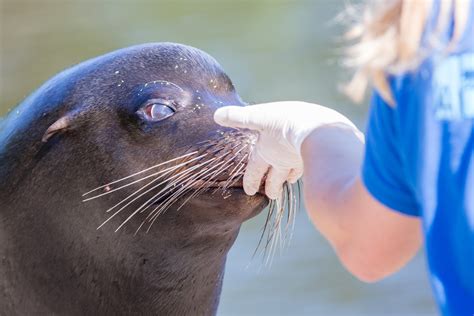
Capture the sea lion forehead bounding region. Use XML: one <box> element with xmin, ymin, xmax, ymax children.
<box><xmin>105</xmin><ymin>43</ymin><xmax>231</xmax><ymax>86</ymax></box>
<box><xmin>71</xmin><ymin>42</ymin><xmax>235</xmax><ymax>106</ymax></box>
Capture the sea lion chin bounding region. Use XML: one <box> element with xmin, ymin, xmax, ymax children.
<box><xmin>0</xmin><ymin>42</ymin><xmax>268</xmax><ymax>315</ymax></box>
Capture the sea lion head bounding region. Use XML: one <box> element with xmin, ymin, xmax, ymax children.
<box><xmin>32</xmin><ymin>42</ymin><xmax>269</xmax><ymax>232</ymax></box>
<box><xmin>0</xmin><ymin>43</ymin><xmax>272</xmax><ymax>315</ymax></box>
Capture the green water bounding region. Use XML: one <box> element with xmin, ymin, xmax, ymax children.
<box><xmin>1</xmin><ymin>0</ymin><xmax>436</xmax><ymax>315</ymax></box>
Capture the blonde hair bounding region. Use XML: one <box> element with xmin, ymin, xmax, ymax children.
<box><xmin>343</xmin><ymin>0</ymin><xmax>471</xmax><ymax>105</ymax></box>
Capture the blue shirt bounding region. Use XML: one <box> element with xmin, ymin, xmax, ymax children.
<box><xmin>362</xmin><ymin>7</ymin><xmax>474</xmax><ymax>316</ymax></box>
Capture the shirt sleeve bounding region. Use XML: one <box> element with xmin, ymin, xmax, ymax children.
<box><xmin>362</xmin><ymin>91</ymin><xmax>420</xmax><ymax>216</ymax></box>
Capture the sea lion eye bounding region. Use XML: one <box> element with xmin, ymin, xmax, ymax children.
<box><xmin>138</xmin><ymin>99</ymin><xmax>176</xmax><ymax>122</ymax></box>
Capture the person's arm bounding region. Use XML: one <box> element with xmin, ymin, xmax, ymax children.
<box><xmin>301</xmin><ymin>125</ymin><xmax>421</xmax><ymax>282</ymax></box>
<box><xmin>214</xmin><ymin>101</ymin><xmax>422</xmax><ymax>282</ymax></box>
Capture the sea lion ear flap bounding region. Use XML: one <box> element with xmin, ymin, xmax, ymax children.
<box><xmin>42</xmin><ymin>112</ymin><xmax>78</xmax><ymax>143</ymax></box>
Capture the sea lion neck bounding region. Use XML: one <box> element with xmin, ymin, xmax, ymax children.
<box><xmin>1</xmin><ymin>174</ymin><xmax>242</xmax><ymax>315</ymax></box>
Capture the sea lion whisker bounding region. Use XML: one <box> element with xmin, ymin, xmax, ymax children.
<box><xmin>133</xmin><ymin>218</ymin><xmax>148</xmax><ymax>236</ymax></box>
<box><xmin>96</xmin><ymin>171</ymin><xmax>176</xmax><ymax>230</ymax></box>
<box><xmin>97</xmin><ymin>157</ymin><xmax>218</xmax><ymax>230</ymax></box>
<box><xmin>250</xmin><ymin>179</ymin><xmax>301</xmax><ymax>264</ymax></box>
<box><xmin>265</xmin><ymin>199</ymin><xmax>285</xmax><ymax>266</ymax></box>
<box><xmin>284</xmin><ymin>183</ymin><xmax>292</xmax><ymax>232</ymax></box>
<box><xmin>143</xmin><ymin>157</ymin><xmax>231</xmax><ymax>231</ymax></box>
<box><xmin>109</xmin><ymin>162</ymin><xmax>200</xmax><ymax>215</ymax></box>
<box><xmin>261</xmin><ymin>201</ymin><xmax>276</xmax><ymax>260</ymax></box>
<box><xmin>227</xmin><ymin>155</ymin><xmax>248</xmax><ymax>179</ymax></box>
<box><xmin>86</xmin><ymin>167</ymin><xmax>174</xmax><ymax>204</ymax></box>
<box><xmin>181</xmin><ymin>145</ymin><xmax>249</xmax><ymax>198</ymax></box>
<box><xmin>290</xmin><ymin>187</ymin><xmax>298</xmax><ymax>239</ymax></box>
<box><xmin>283</xmin><ymin>185</ymin><xmax>296</xmax><ymax>248</ymax></box>
<box><xmin>136</xmin><ymin>178</ymin><xmax>209</xmax><ymax>235</ymax></box>
<box><xmin>218</xmin><ymin>151</ymin><xmax>249</xmax><ymax>190</ymax></box>
<box><xmin>289</xmin><ymin>182</ymin><xmax>301</xmax><ymax>237</ymax></box>
<box><xmin>133</xmin><ymin>153</ymin><xmax>232</xmax><ymax>222</ymax></box>
<box><xmin>150</xmin><ymin>166</ymin><xmax>226</xmax><ymax>225</ymax></box>
<box><xmin>288</xmin><ymin>183</ymin><xmax>297</xmax><ymax>233</ymax></box>
<box><xmin>108</xmin><ymin>157</ymin><xmax>220</xmax><ymax>231</ymax></box>
<box><xmin>154</xmin><ymin>144</ymin><xmax>243</xmax><ymax>215</ymax></box>
<box><xmin>101</xmin><ymin>157</ymin><xmax>207</xmax><ymax>217</ymax></box>
<box><xmin>193</xmin><ymin>140</ymin><xmax>234</xmax><ymax>157</ymax></box>
<box><xmin>117</xmin><ymin>181</ymin><xmax>193</xmax><ymax>233</ymax></box>
<box><xmin>212</xmin><ymin>167</ymin><xmax>244</xmax><ymax>195</ymax></box>
<box><xmin>82</xmin><ymin>151</ymin><xmax>199</xmax><ymax>196</ymax></box>
<box><xmin>99</xmin><ymin>153</ymin><xmax>209</xmax><ymax>205</ymax></box>
<box><xmin>253</xmin><ymin>200</ymin><xmax>275</xmax><ymax>259</ymax></box>
<box><xmin>175</xmin><ymin>155</ymin><xmax>242</xmax><ymax>211</ymax></box>
<box><xmin>274</xmin><ymin>185</ymin><xmax>297</xmax><ymax>256</ymax></box>
<box><xmin>152</xmin><ymin>156</ymin><xmax>236</xmax><ymax>215</ymax></box>
<box><xmin>102</xmin><ymin>168</ymin><xmax>177</xmax><ymax>214</ymax></box>
<box><xmin>284</xmin><ymin>182</ymin><xmax>299</xmax><ymax>244</ymax></box>
<box><xmin>204</xmin><ymin>145</ymin><xmax>248</xmax><ymax>184</ymax></box>
<box><xmin>218</xmin><ymin>172</ymin><xmax>244</xmax><ymax>196</ymax></box>
<box><xmin>135</xmin><ymin>156</ymin><xmax>223</xmax><ymax>213</ymax></box>
<box><xmin>118</xmin><ymin>158</ymin><xmax>223</xmax><ymax>231</ymax></box>
<box><xmin>203</xmin><ymin>141</ymin><xmax>243</xmax><ymax>156</ymax></box>
<box><xmin>83</xmin><ymin>153</ymin><xmax>208</xmax><ymax>202</ymax></box>
<box><xmin>259</xmin><ymin>198</ymin><xmax>284</xmax><ymax>263</ymax></box>
<box><xmin>276</xmin><ymin>190</ymin><xmax>290</xmax><ymax>247</ymax></box>
<box><xmin>220</xmin><ymin>156</ymin><xmax>248</xmax><ymax>192</ymax></box>
<box><xmin>277</xmin><ymin>198</ymin><xmax>286</xmax><ymax>247</ymax></box>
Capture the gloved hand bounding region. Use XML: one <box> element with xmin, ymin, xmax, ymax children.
<box><xmin>214</xmin><ymin>101</ymin><xmax>361</xmax><ymax>199</ymax></box>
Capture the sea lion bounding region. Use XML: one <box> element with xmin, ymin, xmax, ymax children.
<box><xmin>0</xmin><ymin>43</ymin><xmax>269</xmax><ymax>315</ymax></box>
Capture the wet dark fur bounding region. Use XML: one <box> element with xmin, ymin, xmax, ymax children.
<box><xmin>0</xmin><ymin>43</ymin><xmax>268</xmax><ymax>315</ymax></box>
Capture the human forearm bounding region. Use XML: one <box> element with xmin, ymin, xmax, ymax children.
<box><xmin>301</xmin><ymin>123</ymin><xmax>365</xmax><ymax>249</ymax></box>
<box><xmin>301</xmin><ymin>124</ymin><xmax>422</xmax><ymax>282</ymax></box>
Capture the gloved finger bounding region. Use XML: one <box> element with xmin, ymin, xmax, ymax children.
<box><xmin>243</xmin><ymin>151</ymin><xmax>270</xmax><ymax>196</ymax></box>
<box><xmin>265</xmin><ymin>167</ymin><xmax>291</xmax><ymax>200</ymax></box>
<box><xmin>287</xmin><ymin>167</ymin><xmax>303</xmax><ymax>184</ymax></box>
<box><xmin>214</xmin><ymin>106</ymin><xmax>263</xmax><ymax>131</ymax></box>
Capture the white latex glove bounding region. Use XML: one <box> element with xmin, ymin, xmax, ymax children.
<box><xmin>214</xmin><ymin>101</ymin><xmax>361</xmax><ymax>199</ymax></box>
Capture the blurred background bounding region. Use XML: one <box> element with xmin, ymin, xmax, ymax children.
<box><xmin>1</xmin><ymin>0</ymin><xmax>436</xmax><ymax>315</ymax></box>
